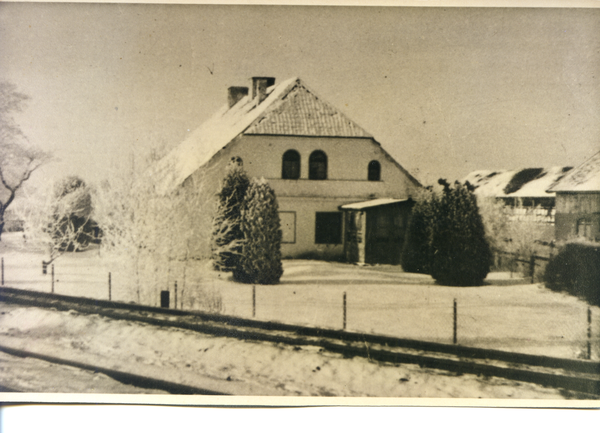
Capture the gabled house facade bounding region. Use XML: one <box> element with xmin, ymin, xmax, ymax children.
<box><xmin>547</xmin><ymin>150</ymin><xmax>600</xmax><ymax>242</ymax></box>
<box><xmin>151</xmin><ymin>76</ymin><xmax>421</xmax><ymax>263</ymax></box>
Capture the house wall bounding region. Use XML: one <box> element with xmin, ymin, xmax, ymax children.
<box><xmin>554</xmin><ymin>192</ymin><xmax>600</xmax><ymax>241</ymax></box>
<box><xmin>186</xmin><ymin>134</ymin><xmax>420</xmax><ymax>260</ymax></box>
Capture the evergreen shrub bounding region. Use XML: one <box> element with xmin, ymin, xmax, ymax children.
<box><xmin>544</xmin><ymin>242</ymin><xmax>600</xmax><ymax>307</ymax></box>
<box><xmin>234</xmin><ymin>178</ymin><xmax>283</xmax><ymax>285</ymax></box>
<box><xmin>431</xmin><ymin>180</ymin><xmax>492</xmax><ymax>286</ymax></box>
<box><xmin>211</xmin><ymin>162</ymin><xmax>250</xmax><ymax>271</ymax></box>
<box><xmin>401</xmin><ymin>190</ymin><xmax>436</xmax><ymax>274</ymax></box>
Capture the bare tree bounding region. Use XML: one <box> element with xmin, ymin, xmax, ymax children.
<box><xmin>0</xmin><ymin>82</ymin><xmax>50</xmax><ymax>240</ymax></box>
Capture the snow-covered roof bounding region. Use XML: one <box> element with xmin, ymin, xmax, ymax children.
<box><xmin>339</xmin><ymin>198</ymin><xmax>409</xmax><ymax>210</ymax></box>
<box><xmin>547</xmin><ymin>150</ymin><xmax>600</xmax><ymax>193</ymax></box>
<box><xmin>149</xmin><ymin>77</ymin><xmax>373</xmax><ymax>195</ymax></box>
<box><xmin>462</xmin><ymin>166</ymin><xmax>573</xmax><ymax>199</ymax></box>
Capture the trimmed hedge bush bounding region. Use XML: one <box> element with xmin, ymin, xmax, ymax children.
<box><xmin>234</xmin><ymin>178</ymin><xmax>283</xmax><ymax>285</ymax></box>
<box><xmin>211</xmin><ymin>162</ymin><xmax>250</xmax><ymax>272</ymax></box>
<box><xmin>431</xmin><ymin>180</ymin><xmax>492</xmax><ymax>286</ymax></box>
<box><xmin>544</xmin><ymin>242</ymin><xmax>600</xmax><ymax>307</ymax></box>
<box><xmin>402</xmin><ymin>181</ymin><xmax>492</xmax><ymax>286</ymax></box>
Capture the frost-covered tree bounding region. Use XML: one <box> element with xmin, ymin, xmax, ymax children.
<box><xmin>94</xmin><ymin>149</ymin><xmax>215</xmax><ymax>305</ymax></box>
<box><xmin>0</xmin><ymin>82</ymin><xmax>50</xmax><ymax>240</ymax></box>
<box><xmin>430</xmin><ymin>180</ymin><xmax>492</xmax><ymax>286</ymax></box>
<box><xmin>234</xmin><ymin>178</ymin><xmax>283</xmax><ymax>285</ymax></box>
<box><xmin>49</xmin><ymin>176</ymin><xmax>96</xmax><ymax>252</ymax></box>
<box><xmin>211</xmin><ymin>158</ymin><xmax>250</xmax><ymax>272</ymax></box>
<box><xmin>14</xmin><ymin>176</ymin><xmax>94</xmax><ymax>265</ymax></box>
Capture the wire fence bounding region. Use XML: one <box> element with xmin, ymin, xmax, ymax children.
<box><xmin>493</xmin><ymin>250</ymin><xmax>551</xmax><ymax>283</ymax></box>
<box><xmin>1</xmin><ymin>253</ymin><xmax>598</xmax><ymax>362</ymax></box>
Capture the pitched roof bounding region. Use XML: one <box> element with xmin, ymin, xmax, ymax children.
<box><xmin>547</xmin><ymin>150</ymin><xmax>600</xmax><ymax>192</ymax></box>
<box><xmin>149</xmin><ymin>77</ymin><xmax>373</xmax><ymax>194</ymax></box>
<box><xmin>462</xmin><ymin>166</ymin><xmax>573</xmax><ymax>199</ymax></box>
<box><xmin>245</xmin><ymin>81</ymin><xmax>372</xmax><ymax>137</ymax></box>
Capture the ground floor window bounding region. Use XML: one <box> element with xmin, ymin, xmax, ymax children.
<box><xmin>315</xmin><ymin>212</ymin><xmax>342</xmax><ymax>244</ymax></box>
<box><xmin>279</xmin><ymin>211</ymin><xmax>296</xmax><ymax>243</ymax></box>
<box><xmin>577</xmin><ymin>218</ymin><xmax>592</xmax><ymax>240</ymax></box>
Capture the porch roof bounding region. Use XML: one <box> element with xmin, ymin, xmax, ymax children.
<box><xmin>339</xmin><ymin>198</ymin><xmax>409</xmax><ymax>210</ymax></box>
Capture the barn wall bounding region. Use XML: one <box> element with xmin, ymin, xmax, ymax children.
<box><xmin>554</xmin><ymin>192</ymin><xmax>600</xmax><ymax>241</ymax></box>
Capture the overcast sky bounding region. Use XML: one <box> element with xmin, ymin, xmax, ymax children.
<box><xmin>1</xmin><ymin>2</ymin><xmax>599</xmax><ymax>188</ymax></box>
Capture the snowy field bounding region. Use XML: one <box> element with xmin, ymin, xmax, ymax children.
<box><xmin>0</xmin><ymin>302</ymin><xmax>577</xmax><ymax>398</ymax></box>
<box><xmin>1</xmin><ymin>232</ymin><xmax>598</xmax><ymax>361</ymax></box>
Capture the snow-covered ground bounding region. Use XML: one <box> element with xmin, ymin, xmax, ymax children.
<box><xmin>1</xmin><ymin>232</ymin><xmax>597</xmax><ymax>361</ymax></box>
<box><xmin>0</xmin><ymin>302</ymin><xmax>579</xmax><ymax>398</ymax></box>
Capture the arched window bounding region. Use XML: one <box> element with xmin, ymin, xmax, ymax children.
<box><xmin>309</xmin><ymin>150</ymin><xmax>327</xmax><ymax>180</ymax></box>
<box><xmin>368</xmin><ymin>160</ymin><xmax>381</xmax><ymax>181</ymax></box>
<box><xmin>282</xmin><ymin>150</ymin><xmax>301</xmax><ymax>179</ymax></box>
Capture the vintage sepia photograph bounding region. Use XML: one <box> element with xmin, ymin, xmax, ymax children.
<box><xmin>0</xmin><ymin>1</ymin><xmax>599</xmax><ymax>404</ymax></box>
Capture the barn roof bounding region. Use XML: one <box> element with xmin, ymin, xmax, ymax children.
<box><xmin>547</xmin><ymin>150</ymin><xmax>600</xmax><ymax>193</ymax></box>
<box><xmin>462</xmin><ymin>166</ymin><xmax>573</xmax><ymax>199</ymax></box>
<box><xmin>149</xmin><ymin>77</ymin><xmax>373</xmax><ymax>195</ymax></box>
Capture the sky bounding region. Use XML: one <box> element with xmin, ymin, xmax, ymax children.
<box><xmin>1</xmin><ymin>2</ymin><xmax>599</xmax><ymax>189</ymax></box>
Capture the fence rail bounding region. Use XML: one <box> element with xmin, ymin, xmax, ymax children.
<box><xmin>0</xmin><ymin>254</ymin><xmax>598</xmax><ymax>362</ymax></box>
<box><xmin>495</xmin><ymin>250</ymin><xmax>551</xmax><ymax>283</ymax></box>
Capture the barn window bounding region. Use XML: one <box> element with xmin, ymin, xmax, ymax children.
<box><xmin>309</xmin><ymin>150</ymin><xmax>327</xmax><ymax>180</ymax></box>
<box><xmin>368</xmin><ymin>160</ymin><xmax>381</xmax><ymax>181</ymax></box>
<box><xmin>577</xmin><ymin>218</ymin><xmax>592</xmax><ymax>240</ymax></box>
<box><xmin>315</xmin><ymin>212</ymin><xmax>342</xmax><ymax>244</ymax></box>
<box><xmin>282</xmin><ymin>150</ymin><xmax>301</xmax><ymax>179</ymax></box>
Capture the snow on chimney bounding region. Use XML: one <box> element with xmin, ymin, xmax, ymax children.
<box><xmin>227</xmin><ymin>86</ymin><xmax>248</xmax><ymax>108</ymax></box>
<box><xmin>251</xmin><ymin>77</ymin><xmax>275</xmax><ymax>104</ymax></box>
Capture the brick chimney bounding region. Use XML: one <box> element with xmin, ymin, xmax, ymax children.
<box><xmin>251</xmin><ymin>77</ymin><xmax>276</xmax><ymax>104</ymax></box>
<box><xmin>227</xmin><ymin>86</ymin><xmax>248</xmax><ymax>108</ymax></box>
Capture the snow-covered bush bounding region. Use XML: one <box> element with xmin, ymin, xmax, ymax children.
<box><xmin>544</xmin><ymin>241</ymin><xmax>600</xmax><ymax>307</ymax></box>
<box><xmin>431</xmin><ymin>180</ymin><xmax>492</xmax><ymax>286</ymax></box>
<box><xmin>234</xmin><ymin>178</ymin><xmax>283</xmax><ymax>285</ymax></box>
<box><xmin>211</xmin><ymin>159</ymin><xmax>250</xmax><ymax>272</ymax></box>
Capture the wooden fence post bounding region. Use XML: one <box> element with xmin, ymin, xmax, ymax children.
<box><xmin>108</xmin><ymin>272</ymin><xmax>111</xmax><ymax>301</ymax></box>
<box><xmin>252</xmin><ymin>285</ymin><xmax>256</xmax><ymax>318</ymax></box>
<box><xmin>453</xmin><ymin>298</ymin><xmax>457</xmax><ymax>345</ymax></box>
<box><xmin>174</xmin><ymin>281</ymin><xmax>178</xmax><ymax>310</ymax></box>
<box><xmin>51</xmin><ymin>264</ymin><xmax>54</xmax><ymax>293</ymax></box>
<box><xmin>343</xmin><ymin>292</ymin><xmax>347</xmax><ymax>330</ymax></box>
<box><xmin>1</xmin><ymin>257</ymin><xmax>4</xmax><ymax>286</ymax></box>
<box><xmin>588</xmin><ymin>307</ymin><xmax>592</xmax><ymax>360</ymax></box>
<box><xmin>530</xmin><ymin>255</ymin><xmax>535</xmax><ymax>284</ymax></box>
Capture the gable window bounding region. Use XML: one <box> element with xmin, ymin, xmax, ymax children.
<box><xmin>368</xmin><ymin>160</ymin><xmax>381</xmax><ymax>181</ymax></box>
<box><xmin>315</xmin><ymin>212</ymin><xmax>342</xmax><ymax>244</ymax></box>
<box><xmin>282</xmin><ymin>150</ymin><xmax>301</xmax><ymax>179</ymax></box>
<box><xmin>309</xmin><ymin>150</ymin><xmax>327</xmax><ymax>180</ymax></box>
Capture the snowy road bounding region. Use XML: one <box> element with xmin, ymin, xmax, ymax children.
<box><xmin>0</xmin><ymin>302</ymin><xmax>582</xmax><ymax>398</ymax></box>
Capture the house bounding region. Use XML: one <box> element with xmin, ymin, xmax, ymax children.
<box><xmin>547</xmin><ymin>150</ymin><xmax>600</xmax><ymax>242</ymax></box>
<box><xmin>151</xmin><ymin>76</ymin><xmax>421</xmax><ymax>263</ymax></box>
<box><xmin>463</xmin><ymin>166</ymin><xmax>573</xmax><ymax>241</ymax></box>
